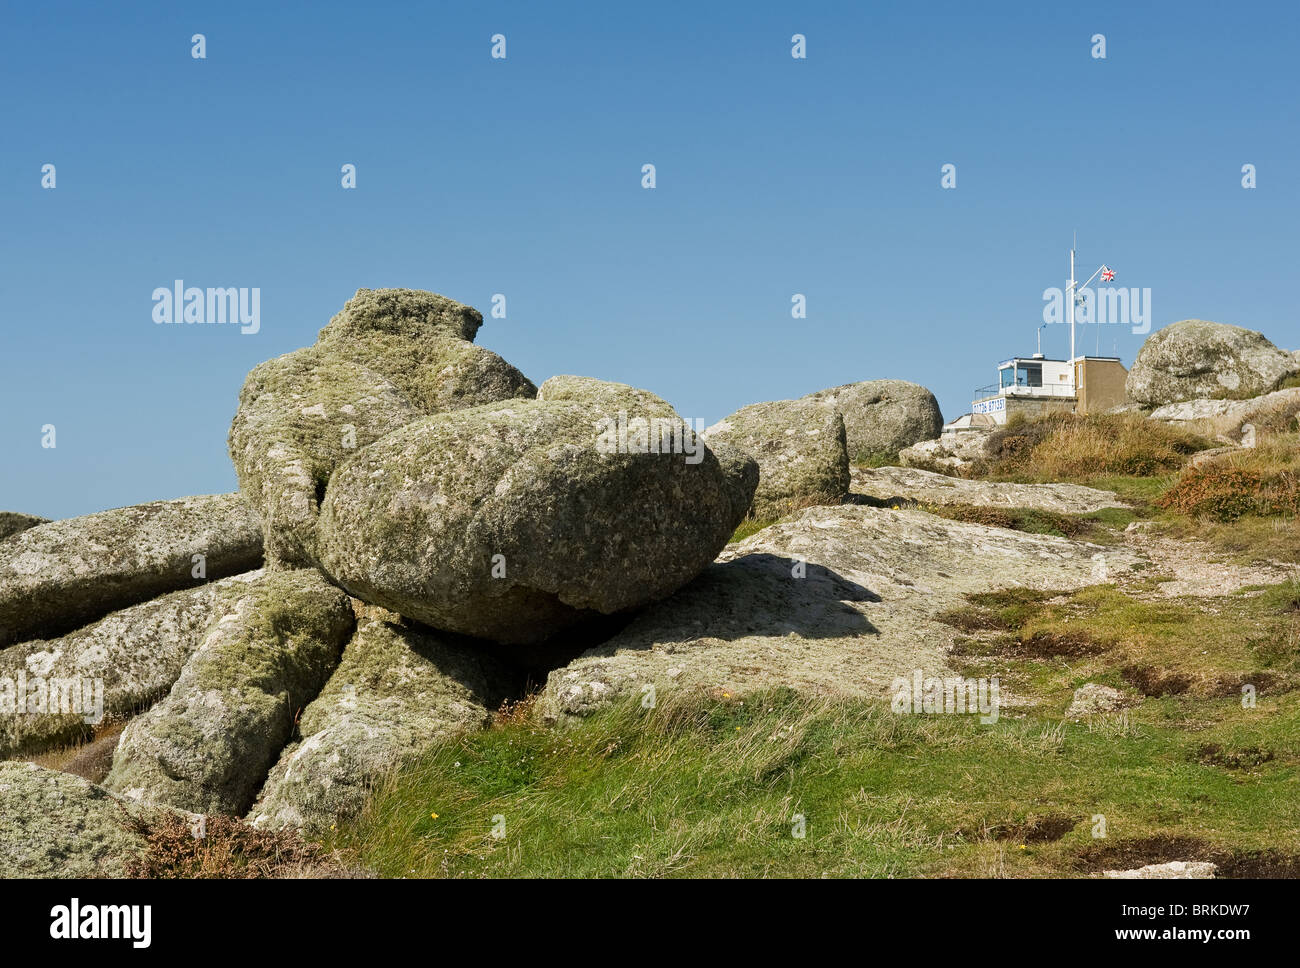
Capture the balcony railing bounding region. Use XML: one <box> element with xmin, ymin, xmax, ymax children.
<box><xmin>973</xmin><ymin>382</ymin><xmax>1076</xmax><ymax>400</ymax></box>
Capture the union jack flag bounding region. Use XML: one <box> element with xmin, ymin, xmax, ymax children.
<box><xmin>1100</xmin><ymin>265</ymin><xmax>1115</xmax><ymax>282</ymax></box>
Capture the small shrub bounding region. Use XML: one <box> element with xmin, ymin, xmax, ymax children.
<box><xmin>123</xmin><ymin>813</ymin><xmax>334</xmax><ymax>878</ymax></box>
<box><xmin>1156</xmin><ymin>466</ymin><xmax>1300</xmax><ymax>522</ymax></box>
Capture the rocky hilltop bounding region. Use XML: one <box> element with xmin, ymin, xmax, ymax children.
<box><xmin>4</xmin><ymin>294</ymin><xmax>1296</xmax><ymax>876</ymax></box>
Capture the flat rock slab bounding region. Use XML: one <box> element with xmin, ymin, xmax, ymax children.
<box><xmin>0</xmin><ymin>493</ymin><xmax>263</xmax><ymax>647</ymax></box>
<box><xmin>0</xmin><ymin>761</ymin><xmax>182</xmax><ymax>878</ymax></box>
<box><xmin>250</xmin><ymin>615</ymin><xmax>511</xmax><ymax>834</ymax></box>
<box><xmin>104</xmin><ymin>570</ymin><xmax>354</xmax><ymax>816</ymax></box>
<box><xmin>542</xmin><ymin>504</ymin><xmax>1143</xmax><ymax>719</ymax></box>
<box><xmin>851</xmin><ymin>466</ymin><xmax>1126</xmax><ymax>514</ymax></box>
<box><xmin>0</xmin><ymin>571</ymin><xmax>264</xmax><ymax>757</ymax></box>
<box><xmin>1149</xmin><ymin>386</ymin><xmax>1300</xmax><ymax>431</ymax></box>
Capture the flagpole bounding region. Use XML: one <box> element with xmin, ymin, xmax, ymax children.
<box><xmin>1069</xmin><ymin>243</ymin><xmax>1076</xmax><ymax>366</ymax></box>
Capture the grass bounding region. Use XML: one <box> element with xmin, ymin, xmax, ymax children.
<box><xmin>324</xmin><ymin>573</ymin><xmax>1300</xmax><ymax>878</ymax></box>
<box><xmin>854</xmin><ymin>449</ymin><xmax>900</xmax><ymax>468</ymax></box>
<box><xmin>971</xmin><ymin>412</ymin><xmax>1213</xmax><ymax>483</ymax></box>
<box><xmin>729</xmin><ymin>517</ymin><xmax>779</xmax><ymax>543</ymax></box>
<box><xmin>1157</xmin><ymin>514</ymin><xmax>1300</xmax><ymax>566</ymax></box>
<box><xmin>949</xmin><ymin>581</ymin><xmax>1300</xmax><ymax>702</ymax></box>
<box><xmin>919</xmin><ymin>502</ymin><xmax>1136</xmax><ymax>542</ymax></box>
<box><xmin>313</xmin><ymin>405</ymin><xmax>1300</xmax><ymax>878</ymax></box>
<box><xmin>324</xmin><ymin>669</ymin><xmax>1300</xmax><ymax>877</ymax></box>
<box><xmin>945</xmin><ymin>410</ymin><xmax>1300</xmax><ymax>565</ymax></box>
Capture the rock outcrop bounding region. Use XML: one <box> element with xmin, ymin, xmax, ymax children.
<box><xmin>899</xmin><ymin>429</ymin><xmax>992</xmax><ymax>473</ymax></box>
<box><xmin>0</xmin><ymin>761</ymin><xmax>183</xmax><ymax>878</ymax></box>
<box><xmin>1126</xmin><ymin>319</ymin><xmax>1300</xmax><ymax>405</ymax></box>
<box><xmin>541</xmin><ymin>503</ymin><xmax>1143</xmax><ymax>719</ymax></box>
<box><xmin>318</xmin><ymin>387</ymin><xmax>756</xmax><ymax>644</ymax></box>
<box><xmin>229</xmin><ymin>289</ymin><xmax>536</xmax><ymax>567</ymax></box>
<box><xmin>0</xmin><ymin>494</ymin><xmax>263</xmax><ymax>647</ymax></box>
<box><xmin>250</xmin><ymin>614</ymin><xmax>511</xmax><ymax>833</ymax></box>
<box><xmin>104</xmin><ymin>570</ymin><xmax>354</xmax><ymax>815</ymax></box>
<box><xmin>803</xmin><ymin>380</ymin><xmax>943</xmax><ymax>462</ymax></box>
<box><xmin>704</xmin><ymin>398</ymin><xmax>850</xmax><ymax>518</ymax></box>
<box><xmin>0</xmin><ymin>571</ymin><xmax>264</xmax><ymax>757</ymax></box>
<box><xmin>1147</xmin><ymin>386</ymin><xmax>1300</xmax><ymax>435</ymax></box>
<box><xmin>852</xmin><ymin>466</ymin><xmax>1126</xmax><ymax>514</ymax></box>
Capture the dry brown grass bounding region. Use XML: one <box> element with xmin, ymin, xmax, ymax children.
<box><xmin>973</xmin><ymin>413</ymin><xmax>1210</xmax><ymax>481</ymax></box>
<box><xmin>25</xmin><ymin>720</ymin><xmax>126</xmax><ymax>781</ymax></box>
<box><xmin>122</xmin><ymin>812</ymin><xmax>365</xmax><ymax>879</ymax></box>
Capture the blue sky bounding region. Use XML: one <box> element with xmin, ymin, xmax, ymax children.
<box><xmin>3</xmin><ymin>0</ymin><xmax>1297</xmax><ymax>519</ymax></box>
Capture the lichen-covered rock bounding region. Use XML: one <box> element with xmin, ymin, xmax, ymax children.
<box><xmin>803</xmin><ymin>380</ymin><xmax>944</xmax><ymax>463</ymax></box>
<box><xmin>0</xmin><ymin>494</ymin><xmax>263</xmax><ymax>647</ymax></box>
<box><xmin>318</xmin><ymin>392</ymin><xmax>757</xmax><ymax>644</ymax></box>
<box><xmin>0</xmin><ymin>761</ymin><xmax>183</xmax><ymax>878</ymax></box>
<box><xmin>898</xmin><ymin>432</ymin><xmax>992</xmax><ymax>473</ymax></box>
<box><xmin>852</xmin><ymin>466</ymin><xmax>1126</xmax><ymax>514</ymax></box>
<box><xmin>1148</xmin><ymin>386</ymin><xmax>1300</xmax><ymax>434</ymax></box>
<box><xmin>0</xmin><ymin>512</ymin><xmax>48</xmax><ymax>542</ymax></box>
<box><xmin>316</xmin><ymin>287</ymin><xmax>483</xmax><ymax>343</ymax></box>
<box><xmin>250</xmin><ymin>615</ymin><xmax>511</xmax><ymax>833</ymax></box>
<box><xmin>537</xmin><ymin>376</ymin><xmax>760</xmax><ymax>526</ymax></box>
<box><xmin>229</xmin><ymin>351</ymin><xmax>422</xmax><ymax>567</ymax></box>
<box><xmin>103</xmin><ymin>570</ymin><xmax>354</xmax><ymax>815</ymax></box>
<box><xmin>541</xmin><ymin>504</ymin><xmax>1144</xmax><ymax>720</ymax></box>
<box><xmin>1126</xmin><ymin>319</ymin><xmax>1300</xmax><ymax>405</ymax></box>
<box><xmin>0</xmin><ymin>571</ymin><xmax>264</xmax><ymax>758</ymax></box>
<box><xmin>229</xmin><ymin>288</ymin><xmax>536</xmax><ymax>567</ymax></box>
<box><xmin>537</xmin><ymin>374</ymin><xmax>679</xmax><ymax>417</ymax></box>
<box><xmin>704</xmin><ymin>398</ymin><xmax>850</xmax><ymax>518</ymax></box>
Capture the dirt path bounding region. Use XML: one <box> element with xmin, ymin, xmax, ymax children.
<box><xmin>1119</xmin><ymin>524</ymin><xmax>1295</xmax><ymax>598</ymax></box>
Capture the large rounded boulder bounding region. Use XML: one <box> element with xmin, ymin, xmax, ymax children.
<box><xmin>1126</xmin><ymin>319</ymin><xmax>1300</xmax><ymax>406</ymax></box>
<box><xmin>704</xmin><ymin>398</ymin><xmax>849</xmax><ymax>519</ymax></box>
<box><xmin>316</xmin><ymin>383</ymin><xmax>757</xmax><ymax>644</ymax></box>
<box><xmin>802</xmin><ymin>379</ymin><xmax>944</xmax><ymax>463</ymax></box>
<box><xmin>229</xmin><ymin>289</ymin><xmax>535</xmax><ymax>567</ymax></box>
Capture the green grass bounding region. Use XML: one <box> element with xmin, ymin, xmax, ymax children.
<box><xmin>324</xmin><ymin>682</ymin><xmax>1300</xmax><ymax>878</ymax></box>
<box><xmin>729</xmin><ymin>517</ymin><xmax>779</xmax><ymax>543</ymax></box>
<box><xmin>327</xmin><ymin>574</ymin><xmax>1300</xmax><ymax>878</ymax></box>
<box><xmin>321</xmin><ymin>409</ymin><xmax>1300</xmax><ymax>879</ymax></box>
<box><xmin>853</xmin><ymin>449</ymin><xmax>901</xmax><ymax>469</ymax></box>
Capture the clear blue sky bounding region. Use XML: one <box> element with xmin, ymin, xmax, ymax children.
<box><xmin>3</xmin><ymin>0</ymin><xmax>1297</xmax><ymax>519</ymax></box>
